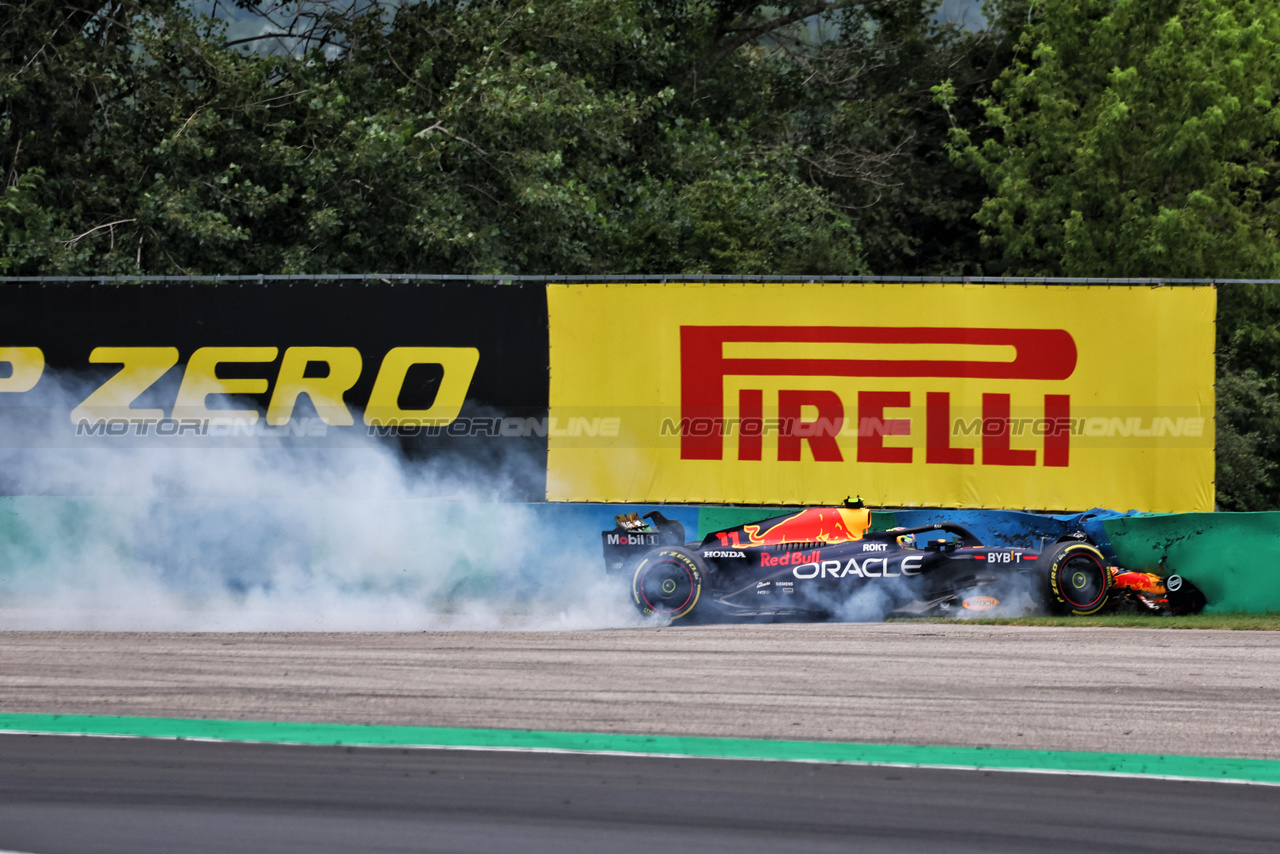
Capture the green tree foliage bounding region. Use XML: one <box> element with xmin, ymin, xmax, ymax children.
<box><xmin>6</xmin><ymin>0</ymin><xmax>970</xmax><ymax>275</ymax></box>
<box><xmin>1217</xmin><ymin>284</ymin><xmax>1280</xmax><ymax>509</ymax></box>
<box><xmin>941</xmin><ymin>0</ymin><xmax>1280</xmax><ymax>280</ymax></box>
<box><xmin>1</xmin><ymin>0</ymin><xmax>1013</xmax><ymax>276</ymax></box>
<box><xmin>783</xmin><ymin>0</ymin><xmax>1024</xmax><ymax>274</ymax></box>
<box><xmin>1215</xmin><ymin>351</ymin><xmax>1280</xmax><ymax>510</ymax></box>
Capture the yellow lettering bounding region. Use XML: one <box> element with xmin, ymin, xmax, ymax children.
<box><xmin>174</xmin><ymin>347</ymin><xmax>278</xmax><ymax>423</ymax></box>
<box><xmin>265</xmin><ymin>347</ymin><xmax>362</xmax><ymax>426</ymax></box>
<box><xmin>0</xmin><ymin>347</ymin><xmax>45</xmax><ymax>393</ymax></box>
<box><xmin>364</xmin><ymin>347</ymin><xmax>479</xmax><ymax>427</ymax></box>
<box><xmin>71</xmin><ymin>347</ymin><xmax>179</xmax><ymax>423</ymax></box>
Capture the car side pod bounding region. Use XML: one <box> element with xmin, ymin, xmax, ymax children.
<box><xmin>1041</xmin><ymin>540</ymin><xmax>1113</xmax><ymax>615</ymax></box>
<box><xmin>631</xmin><ymin>547</ymin><xmax>706</xmax><ymax>621</ymax></box>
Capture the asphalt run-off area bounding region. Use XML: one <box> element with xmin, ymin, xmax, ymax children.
<box><xmin>1</xmin><ymin>624</ymin><xmax>1278</xmax><ymax>853</ymax></box>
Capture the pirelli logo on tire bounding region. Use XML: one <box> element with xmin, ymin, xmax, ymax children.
<box><xmin>547</xmin><ymin>282</ymin><xmax>1215</xmax><ymax>512</ymax></box>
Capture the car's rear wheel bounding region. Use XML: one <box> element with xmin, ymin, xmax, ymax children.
<box><xmin>631</xmin><ymin>547</ymin><xmax>704</xmax><ymax>620</ymax></box>
<box><xmin>1041</xmin><ymin>541</ymin><xmax>1112</xmax><ymax>615</ymax></box>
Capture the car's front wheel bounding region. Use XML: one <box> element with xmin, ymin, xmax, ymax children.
<box><xmin>631</xmin><ymin>547</ymin><xmax>704</xmax><ymax>620</ymax></box>
<box><xmin>1041</xmin><ymin>541</ymin><xmax>1113</xmax><ymax>615</ymax></box>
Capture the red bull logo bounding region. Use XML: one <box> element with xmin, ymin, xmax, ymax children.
<box><xmin>1111</xmin><ymin>570</ymin><xmax>1165</xmax><ymax>595</ymax></box>
<box><xmin>760</xmin><ymin>549</ymin><xmax>822</xmax><ymax>567</ymax></box>
<box><xmin>712</xmin><ymin>508</ymin><xmax>869</xmax><ymax>547</ymax></box>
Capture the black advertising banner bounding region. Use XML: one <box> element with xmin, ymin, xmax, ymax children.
<box><xmin>0</xmin><ymin>279</ymin><xmax>550</xmax><ymax>500</ymax></box>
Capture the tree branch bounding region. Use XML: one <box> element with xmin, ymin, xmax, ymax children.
<box><xmin>62</xmin><ymin>219</ymin><xmax>136</xmax><ymax>245</ymax></box>
<box><xmin>683</xmin><ymin>0</ymin><xmax>868</xmax><ymax>93</ymax></box>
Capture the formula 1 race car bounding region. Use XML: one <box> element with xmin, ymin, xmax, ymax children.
<box><xmin>602</xmin><ymin>507</ymin><xmax>1206</xmax><ymax>622</ymax></box>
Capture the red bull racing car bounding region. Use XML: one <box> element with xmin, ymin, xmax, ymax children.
<box><xmin>602</xmin><ymin>508</ymin><xmax>1206</xmax><ymax>622</ymax></box>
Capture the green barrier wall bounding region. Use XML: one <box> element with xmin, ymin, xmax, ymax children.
<box><xmin>1102</xmin><ymin>512</ymin><xmax>1280</xmax><ymax>614</ymax></box>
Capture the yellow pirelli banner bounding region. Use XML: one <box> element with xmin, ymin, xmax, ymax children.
<box><xmin>547</xmin><ymin>283</ymin><xmax>1215</xmax><ymax>512</ymax></box>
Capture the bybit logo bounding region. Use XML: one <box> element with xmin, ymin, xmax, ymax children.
<box><xmin>678</xmin><ymin>325</ymin><xmax>1077</xmax><ymax>468</ymax></box>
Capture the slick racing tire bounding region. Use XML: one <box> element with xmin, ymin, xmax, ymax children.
<box><xmin>632</xmin><ymin>547</ymin><xmax>704</xmax><ymax>621</ymax></box>
<box><xmin>1041</xmin><ymin>541</ymin><xmax>1112</xmax><ymax>616</ymax></box>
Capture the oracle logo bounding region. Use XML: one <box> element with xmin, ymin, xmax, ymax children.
<box><xmin>678</xmin><ymin>325</ymin><xmax>1077</xmax><ymax>468</ymax></box>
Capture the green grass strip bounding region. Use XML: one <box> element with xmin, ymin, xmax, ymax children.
<box><xmin>2</xmin><ymin>712</ymin><xmax>1278</xmax><ymax>785</ymax></box>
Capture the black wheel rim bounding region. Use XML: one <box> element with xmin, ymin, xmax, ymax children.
<box><xmin>1059</xmin><ymin>553</ymin><xmax>1107</xmax><ymax>609</ymax></box>
<box><xmin>637</xmin><ymin>560</ymin><xmax>695</xmax><ymax>615</ymax></box>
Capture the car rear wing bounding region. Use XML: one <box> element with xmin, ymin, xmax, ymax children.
<box><xmin>601</xmin><ymin>511</ymin><xmax>687</xmax><ymax>576</ymax></box>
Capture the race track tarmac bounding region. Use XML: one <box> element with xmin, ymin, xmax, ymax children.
<box><xmin>1</xmin><ymin>733</ymin><xmax>1277</xmax><ymax>854</ymax></box>
<box><xmin>1</xmin><ymin>623</ymin><xmax>1278</xmax><ymax>758</ymax></box>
